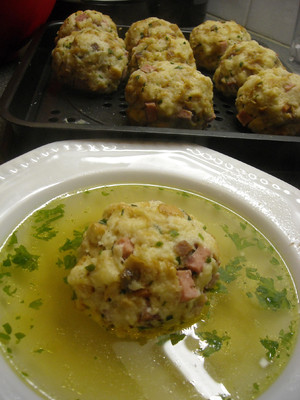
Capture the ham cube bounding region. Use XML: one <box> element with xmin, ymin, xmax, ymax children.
<box><xmin>177</xmin><ymin>269</ymin><xmax>200</xmax><ymax>302</ymax></box>
<box><xmin>116</xmin><ymin>237</ymin><xmax>134</xmax><ymax>259</ymax></box>
<box><xmin>183</xmin><ymin>246</ymin><xmax>211</xmax><ymax>274</ymax></box>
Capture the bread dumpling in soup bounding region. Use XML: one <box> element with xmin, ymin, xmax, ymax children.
<box><xmin>67</xmin><ymin>200</ymin><xmax>220</xmax><ymax>339</ymax></box>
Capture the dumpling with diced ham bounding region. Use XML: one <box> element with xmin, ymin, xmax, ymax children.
<box><xmin>189</xmin><ymin>19</ymin><xmax>251</xmax><ymax>72</ymax></box>
<box><xmin>125</xmin><ymin>60</ymin><xmax>215</xmax><ymax>128</ymax></box>
<box><xmin>236</xmin><ymin>68</ymin><xmax>300</xmax><ymax>135</ymax></box>
<box><xmin>67</xmin><ymin>200</ymin><xmax>220</xmax><ymax>339</ymax></box>
<box><xmin>128</xmin><ymin>34</ymin><xmax>196</xmax><ymax>76</ymax></box>
<box><xmin>124</xmin><ymin>16</ymin><xmax>185</xmax><ymax>55</ymax></box>
<box><xmin>55</xmin><ymin>9</ymin><xmax>118</xmax><ymax>42</ymax></box>
<box><xmin>52</xmin><ymin>28</ymin><xmax>128</xmax><ymax>93</ymax></box>
<box><xmin>213</xmin><ymin>40</ymin><xmax>284</xmax><ymax>97</ymax></box>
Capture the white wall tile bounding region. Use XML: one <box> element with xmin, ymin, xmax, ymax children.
<box><xmin>207</xmin><ymin>0</ymin><xmax>300</xmax><ymax>46</ymax></box>
<box><xmin>246</xmin><ymin>0</ymin><xmax>299</xmax><ymax>45</ymax></box>
<box><xmin>207</xmin><ymin>0</ymin><xmax>251</xmax><ymax>25</ymax></box>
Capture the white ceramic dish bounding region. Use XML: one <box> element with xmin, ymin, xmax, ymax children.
<box><xmin>0</xmin><ymin>139</ymin><xmax>299</xmax><ymax>400</ymax></box>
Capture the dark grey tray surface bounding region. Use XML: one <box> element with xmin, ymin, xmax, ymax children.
<box><xmin>1</xmin><ymin>21</ymin><xmax>299</xmax><ymax>144</ymax></box>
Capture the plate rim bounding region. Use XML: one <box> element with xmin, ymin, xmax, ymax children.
<box><xmin>0</xmin><ymin>138</ymin><xmax>299</xmax><ymax>400</ymax></box>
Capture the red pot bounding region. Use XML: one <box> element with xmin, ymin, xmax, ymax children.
<box><xmin>0</xmin><ymin>0</ymin><xmax>56</xmax><ymax>63</ymax></box>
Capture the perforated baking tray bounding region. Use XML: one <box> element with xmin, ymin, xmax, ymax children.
<box><xmin>1</xmin><ymin>21</ymin><xmax>299</xmax><ymax>146</ymax></box>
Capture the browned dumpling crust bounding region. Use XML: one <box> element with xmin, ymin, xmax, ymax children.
<box><xmin>128</xmin><ymin>34</ymin><xmax>196</xmax><ymax>75</ymax></box>
<box><xmin>124</xmin><ymin>17</ymin><xmax>185</xmax><ymax>55</ymax></box>
<box><xmin>67</xmin><ymin>201</ymin><xmax>220</xmax><ymax>339</ymax></box>
<box><xmin>52</xmin><ymin>28</ymin><xmax>128</xmax><ymax>93</ymax></box>
<box><xmin>236</xmin><ymin>68</ymin><xmax>300</xmax><ymax>135</ymax></box>
<box><xmin>189</xmin><ymin>20</ymin><xmax>251</xmax><ymax>71</ymax></box>
<box><xmin>55</xmin><ymin>9</ymin><xmax>118</xmax><ymax>42</ymax></box>
<box><xmin>125</xmin><ymin>61</ymin><xmax>215</xmax><ymax>128</ymax></box>
<box><xmin>213</xmin><ymin>40</ymin><xmax>284</xmax><ymax>97</ymax></box>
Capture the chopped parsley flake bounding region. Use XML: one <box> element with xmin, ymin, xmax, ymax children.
<box><xmin>3</xmin><ymin>323</ymin><xmax>12</xmax><ymax>335</ymax></box>
<box><xmin>62</xmin><ymin>254</ymin><xmax>77</xmax><ymax>270</ymax></box>
<box><xmin>260</xmin><ymin>337</ymin><xmax>279</xmax><ymax>360</ymax></box>
<box><xmin>279</xmin><ymin>329</ymin><xmax>294</xmax><ymax>352</ymax></box>
<box><xmin>240</xmin><ymin>222</ymin><xmax>247</xmax><ymax>230</ymax></box>
<box><xmin>59</xmin><ymin>230</ymin><xmax>84</xmax><ymax>252</ymax></box>
<box><xmin>56</xmin><ymin>230</ymin><xmax>84</xmax><ymax>270</ymax></box>
<box><xmin>270</xmin><ymin>257</ymin><xmax>280</xmax><ymax>265</ymax></box>
<box><xmin>246</xmin><ymin>267</ymin><xmax>260</xmax><ymax>280</ymax></box>
<box><xmin>253</xmin><ymin>237</ymin><xmax>267</xmax><ymax>250</ymax></box>
<box><xmin>15</xmin><ymin>332</ymin><xmax>26</xmax><ymax>343</ymax></box>
<box><xmin>7</xmin><ymin>232</ymin><xmax>18</xmax><ymax>247</ymax></box>
<box><xmin>156</xmin><ymin>332</ymin><xmax>186</xmax><ymax>346</ymax></box>
<box><xmin>34</xmin><ymin>348</ymin><xmax>45</xmax><ymax>353</ymax></box>
<box><xmin>33</xmin><ymin>225</ymin><xmax>58</xmax><ymax>241</ymax></box>
<box><xmin>2</xmin><ymin>245</ymin><xmax>39</xmax><ymax>271</ymax></box>
<box><xmin>198</xmin><ymin>233</ymin><xmax>204</xmax><ymax>241</ymax></box>
<box><xmin>181</xmin><ymin>191</ymin><xmax>190</xmax><ymax>197</ymax></box>
<box><xmin>0</xmin><ymin>332</ymin><xmax>10</xmax><ymax>342</ymax></box>
<box><xmin>29</xmin><ymin>298</ymin><xmax>43</xmax><ymax>310</ymax></box>
<box><xmin>222</xmin><ymin>224</ymin><xmax>254</xmax><ymax>250</ymax></box>
<box><xmin>255</xmin><ymin>277</ymin><xmax>290</xmax><ymax>310</ymax></box>
<box><xmin>3</xmin><ymin>285</ymin><xmax>17</xmax><ymax>296</ymax></box>
<box><xmin>33</xmin><ymin>204</ymin><xmax>65</xmax><ymax>241</ymax></box>
<box><xmin>218</xmin><ymin>256</ymin><xmax>245</xmax><ymax>283</ymax></box>
<box><xmin>207</xmin><ymin>281</ymin><xmax>228</xmax><ymax>294</ymax></box>
<box><xmin>245</xmin><ymin>267</ymin><xmax>291</xmax><ymax>310</ymax></box>
<box><xmin>85</xmin><ymin>264</ymin><xmax>96</xmax><ymax>272</ymax></box>
<box><xmin>197</xmin><ymin>330</ymin><xmax>230</xmax><ymax>357</ymax></box>
<box><xmin>253</xmin><ymin>382</ymin><xmax>260</xmax><ymax>391</ymax></box>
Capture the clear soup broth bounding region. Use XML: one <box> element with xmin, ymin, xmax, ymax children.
<box><xmin>0</xmin><ymin>184</ymin><xmax>298</xmax><ymax>400</ymax></box>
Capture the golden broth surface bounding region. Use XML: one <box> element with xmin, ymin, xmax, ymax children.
<box><xmin>0</xmin><ymin>184</ymin><xmax>298</xmax><ymax>400</ymax></box>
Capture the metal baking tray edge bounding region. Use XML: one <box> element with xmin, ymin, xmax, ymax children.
<box><xmin>0</xmin><ymin>21</ymin><xmax>299</xmax><ymax>145</ymax></box>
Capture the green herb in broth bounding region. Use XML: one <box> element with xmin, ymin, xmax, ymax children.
<box><xmin>2</xmin><ymin>239</ymin><xmax>40</xmax><ymax>271</ymax></box>
<box><xmin>0</xmin><ymin>184</ymin><xmax>298</xmax><ymax>400</ymax></box>
<box><xmin>32</xmin><ymin>204</ymin><xmax>65</xmax><ymax>241</ymax></box>
<box><xmin>197</xmin><ymin>330</ymin><xmax>231</xmax><ymax>357</ymax></box>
